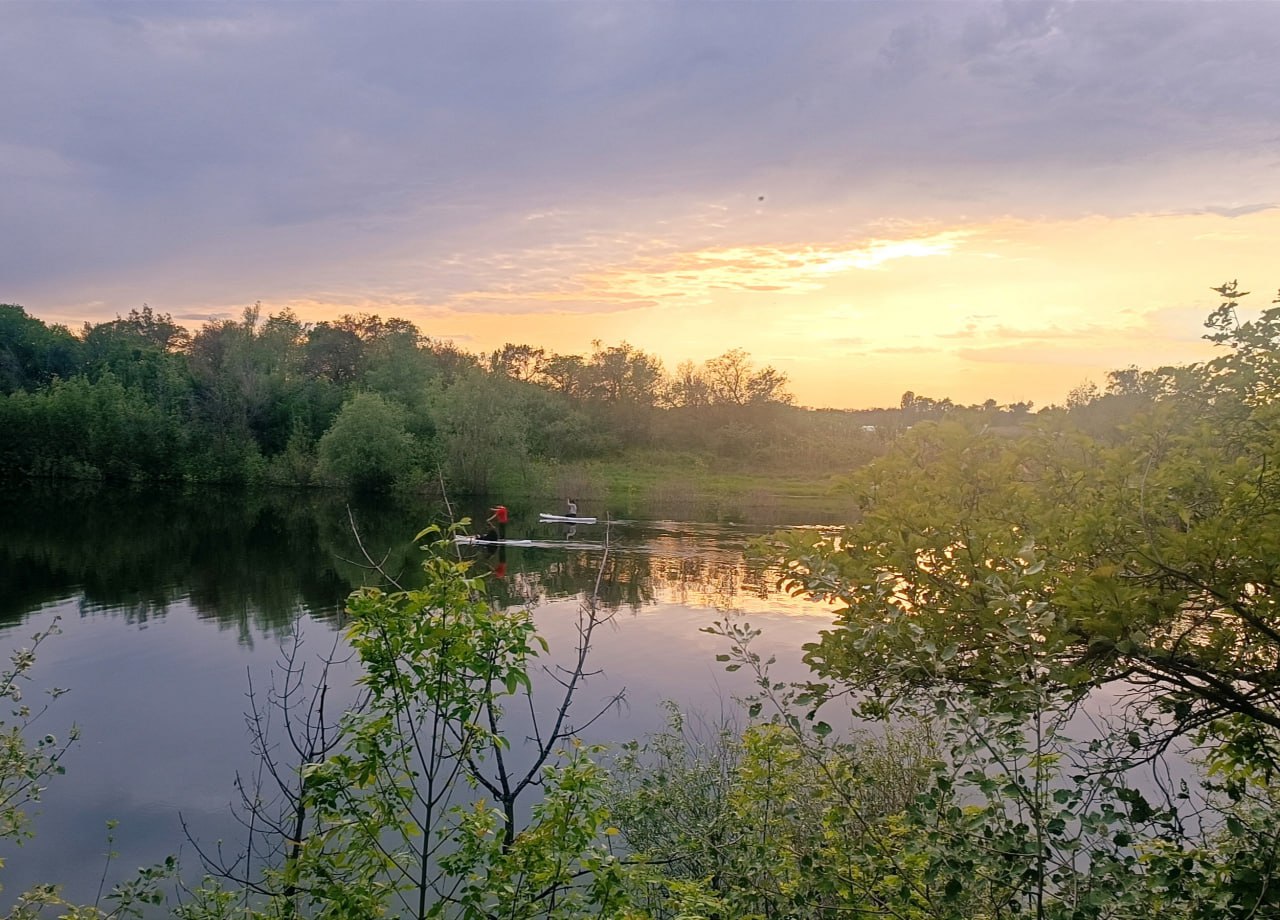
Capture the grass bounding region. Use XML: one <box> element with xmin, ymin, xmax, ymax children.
<box><xmin>515</xmin><ymin>452</ymin><xmax>856</xmax><ymax>524</ymax></box>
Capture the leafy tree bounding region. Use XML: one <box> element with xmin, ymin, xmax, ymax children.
<box><xmin>1064</xmin><ymin>379</ymin><xmax>1099</xmax><ymax>409</ymax></box>
<box><xmin>0</xmin><ymin>305</ymin><xmax>83</xmax><ymax>394</ymax></box>
<box><xmin>316</xmin><ymin>391</ymin><xmax>418</xmax><ymax>492</ymax></box>
<box><xmin>79</xmin><ymin>306</ymin><xmax>193</xmax><ymax>417</ymax></box>
<box><xmin>303</xmin><ymin>323</ymin><xmax>363</xmax><ymax>386</ymax></box>
<box><xmin>363</xmin><ymin>335</ymin><xmax>438</xmax><ymax>422</ymax></box>
<box><xmin>517</xmin><ymin>383</ymin><xmax>609</xmax><ymax>461</ymax></box>
<box><xmin>188</xmin><ymin>304</ymin><xmax>326</xmax><ymax>458</ymax></box>
<box><xmin>584</xmin><ymin>341</ymin><xmax>663</xmax><ymax>406</ymax></box>
<box><xmin>662</xmin><ymin>360</ymin><xmax>711</xmax><ymax>409</ymax></box>
<box><xmin>422</xmin><ymin>339</ymin><xmax>481</xmax><ymax>385</ymax></box>
<box><xmin>611</xmin><ymin>702</ymin><xmax>936</xmax><ymax>918</ymax></box>
<box><xmin>82</xmin><ymin>304</ymin><xmax>189</xmax><ymax>355</ymax></box>
<box><xmin>703</xmin><ymin>348</ymin><xmax>792</xmax><ymax>407</ymax></box>
<box><xmin>331</xmin><ymin>313</ymin><xmax>420</xmax><ymax>347</ymax></box>
<box><xmin>538</xmin><ymin>353</ymin><xmax>588</xmax><ymax>399</ymax></box>
<box><xmin>773</xmin><ymin>281</ymin><xmax>1280</xmax><ymax>763</ymax></box>
<box><xmin>429</xmin><ymin>371</ymin><xmax>531</xmax><ymax>493</ymax></box>
<box><xmin>6</xmin><ymin>373</ymin><xmax>182</xmax><ymax>480</ymax></box>
<box><xmin>776</xmin><ymin>401</ymin><xmax>1280</xmax><ymax>746</ymax></box>
<box><xmin>489</xmin><ymin>343</ymin><xmax>546</xmax><ymax>382</ymax></box>
<box><xmin>899</xmin><ymin>389</ymin><xmax>957</xmax><ymax>418</ymax></box>
<box><xmin>179</xmin><ymin>526</ymin><xmax>634</xmax><ymax>919</ymax></box>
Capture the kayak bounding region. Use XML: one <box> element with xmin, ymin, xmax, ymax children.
<box><xmin>538</xmin><ymin>514</ymin><xmax>598</xmax><ymax>524</ymax></box>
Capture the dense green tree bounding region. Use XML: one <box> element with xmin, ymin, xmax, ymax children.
<box><xmin>316</xmin><ymin>391</ymin><xmax>419</xmax><ymax>492</ymax></box>
<box><xmin>186</xmin><ymin>304</ymin><xmax>337</xmax><ymax>468</ymax></box>
<box><xmin>584</xmin><ymin>341</ymin><xmax>663</xmax><ymax>406</ymax></box>
<box><xmin>0</xmin><ymin>304</ymin><xmax>83</xmax><ymax>394</ymax></box>
<box><xmin>538</xmin><ymin>352</ymin><xmax>588</xmax><ymax>399</ymax></box>
<box><xmin>429</xmin><ymin>371</ymin><xmax>532</xmax><ymax>493</ymax></box>
<box><xmin>516</xmin><ymin>382</ymin><xmax>611</xmax><ymax>460</ymax></box>
<box><xmin>489</xmin><ymin>342</ymin><xmax>546</xmax><ymax>382</ymax></box>
<box><xmin>82</xmin><ymin>304</ymin><xmax>189</xmax><ymax>355</ymax></box>
<box><xmin>3</xmin><ymin>373</ymin><xmax>181</xmax><ymax>480</ymax></box>
<box><xmin>422</xmin><ymin>338</ymin><xmax>481</xmax><ymax>384</ymax></box>
<box><xmin>777</xmin><ymin>283</ymin><xmax>1280</xmax><ymax>747</ymax></box>
<box><xmin>80</xmin><ymin>305</ymin><xmax>193</xmax><ymax>414</ymax></box>
<box><xmin>303</xmin><ymin>322</ymin><xmax>364</xmax><ymax>385</ymax></box>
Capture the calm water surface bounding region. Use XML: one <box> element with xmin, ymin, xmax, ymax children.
<box><xmin>0</xmin><ymin>483</ymin><xmax>840</xmax><ymax>905</ymax></box>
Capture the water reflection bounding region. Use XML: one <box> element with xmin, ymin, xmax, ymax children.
<box><xmin>0</xmin><ymin>483</ymin><xmax>836</xmax><ymax>908</ymax></box>
<box><xmin>0</xmin><ymin>484</ymin><xmax>821</xmax><ymax>632</ymax></box>
<box><xmin>1</xmin><ymin>483</ymin><xmax>433</xmax><ymax>636</ymax></box>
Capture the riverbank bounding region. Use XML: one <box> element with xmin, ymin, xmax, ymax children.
<box><xmin>512</xmin><ymin>451</ymin><xmax>856</xmax><ymax>523</ymax></box>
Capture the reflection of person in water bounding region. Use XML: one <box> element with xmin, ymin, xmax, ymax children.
<box><xmin>480</xmin><ymin>542</ymin><xmax>507</xmax><ymax>579</ymax></box>
<box><xmin>564</xmin><ymin>523</ymin><xmax>577</xmax><ymax>540</ymax></box>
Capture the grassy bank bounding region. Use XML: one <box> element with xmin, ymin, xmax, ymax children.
<box><xmin>506</xmin><ymin>452</ymin><xmax>856</xmax><ymax>524</ymax></box>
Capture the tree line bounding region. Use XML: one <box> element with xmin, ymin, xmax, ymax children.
<box><xmin>2</xmin><ymin>302</ymin><xmax>1046</xmax><ymax>493</ymax></box>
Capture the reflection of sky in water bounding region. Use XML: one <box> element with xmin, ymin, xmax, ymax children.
<box><xmin>0</xmin><ymin>602</ymin><xmax>362</xmax><ymax>907</ymax></box>
<box><xmin>0</xmin><ymin>490</ymin><xmax>839</xmax><ymax>908</ymax></box>
<box><xmin>0</xmin><ymin>487</ymin><xmax>1205</xmax><ymax>908</ymax></box>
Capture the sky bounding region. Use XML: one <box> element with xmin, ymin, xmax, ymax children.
<box><xmin>4</xmin><ymin>1</ymin><xmax>1279</xmax><ymax>410</ymax></box>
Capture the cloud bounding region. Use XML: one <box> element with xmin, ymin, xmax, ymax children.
<box><xmin>955</xmin><ymin>343</ymin><xmax>1148</xmax><ymax>369</ymax></box>
<box><xmin>441</xmin><ymin>292</ymin><xmax>660</xmax><ymax>317</ymax></box>
<box><xmin>170</xmin><ymin>311</ymin><xmax>231</xmax><ymax>323</ymax></box>
<box><xmin>3</xmin><ymin>1</ymin><xmax>1279</xmax><ymax>334</ymax></box>
<box><xmin>1190</xmin><ymin>203</ymin><xmax>1278</xmax><ymax>219</ymax></box>
<box><xmin>872</xmin><ymin>345</ymin><xmax>935</xmax><ymax>355</ymax></box>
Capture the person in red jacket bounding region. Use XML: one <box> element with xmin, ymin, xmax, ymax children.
<box><xmin>485</xmin><ymin>504</ymin><xmax>509</xmax><ymax>541</ymax></box>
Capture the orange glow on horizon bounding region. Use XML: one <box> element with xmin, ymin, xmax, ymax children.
<box><xmin>39</xmin><ymin>209</ymin><xmax>1278</xmax><ymax>412</ymax></box>
<box><xmin>401</xmin><ymin>210</ymin><xmax>1272</xmax><ymax>409</ymax></box>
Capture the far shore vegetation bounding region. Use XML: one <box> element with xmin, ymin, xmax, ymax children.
<box><xmin>2</xmin><ymin>300</ymin><xmax>1039</xmax><ymax>510</ymax></box>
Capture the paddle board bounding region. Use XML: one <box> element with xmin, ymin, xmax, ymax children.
<box><xmin>454</xmin><ymin>535</ymin><xmax>537</xmax><ymax>546</ymax></box>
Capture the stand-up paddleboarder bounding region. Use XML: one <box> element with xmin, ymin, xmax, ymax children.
<box><xmin>485</xmin><ymin>504</ymin><xmax>509</xmax><ymax>541</ymax></box>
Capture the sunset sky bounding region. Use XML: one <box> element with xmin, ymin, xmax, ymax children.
<box><xmin>4</xmin><ymin>1</ymin><xmax>1279</xmax><ymax>409</ymax></box>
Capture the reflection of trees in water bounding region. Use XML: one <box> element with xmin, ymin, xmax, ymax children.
<box><xmin>0</xmin><ymin>483</ymin><xmax>435</xmax><ymax>640</ymax></box>
<box><xmin>1</xmin><ymin>483</ymin><xmax>803</xmax><ymax>642</ymax></box>
<box><xmin>482</xmin><ymin>551</ymin><xmax>658</xmax><ymax>614</ymax></box>
<box><xmin>649</xmin><ymin>552</ymin><xmax>777</xmax><ymax>611</ymax></box>
<box><xmin>479</xmin><ymin>540</ymin><xmax>781</xmax><ymax>616</ymax></box>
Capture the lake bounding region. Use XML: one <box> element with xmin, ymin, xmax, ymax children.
<box><xmin>0</xmin><ymin>482</ymin><xmax>842</xmax><ymax>906</ymax></box>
